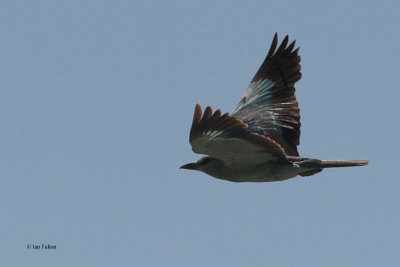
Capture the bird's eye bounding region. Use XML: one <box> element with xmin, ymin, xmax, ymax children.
<box><xmin>198</xmin><ymin>157</ymin><xmax>211</xmax><ymax>166</ymax></box>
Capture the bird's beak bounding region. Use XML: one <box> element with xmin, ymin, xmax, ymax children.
<box><xmin>180</xmin><ymin>162</ymin><xmax>199</xmax><ymax>170</ymax></box>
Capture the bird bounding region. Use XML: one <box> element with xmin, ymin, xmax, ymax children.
<box><xmin>180</xmin><ymin>33</ymin><xmax>369</xmax><ymax>182</ymax></box>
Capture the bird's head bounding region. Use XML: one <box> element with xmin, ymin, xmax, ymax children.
<box><xmin>180</xmin><ymin>156</ymin><xmax>224</xmax><ymax>176</ymax></box>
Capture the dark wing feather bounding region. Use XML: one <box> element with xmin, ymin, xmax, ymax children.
<box><xmin>232</xmin><ymin>33</ymin><xmax>301</xmax><ymax>156</ymax></box>
<box><xmin>189</xmin><ymin>104</ymin><xmax>287</xmax><ymax>166</ymax></box>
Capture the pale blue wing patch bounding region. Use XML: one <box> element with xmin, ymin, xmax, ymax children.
<box><xmin>234</xmin><ymin>79</ymin><xmax>275</xmax><ymax>113</ymax></box>
<box><xmin>233</xmin><ymin>78</ymin><xmax>282</xmax><ymax>135</ymax></box>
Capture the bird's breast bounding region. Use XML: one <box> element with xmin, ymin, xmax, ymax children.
<box><xmin>218</xmin><ymin>162</ymin><xmax>300</xmax><ymax>182</ymax></box>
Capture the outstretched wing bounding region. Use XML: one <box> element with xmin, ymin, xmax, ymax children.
<box><xmin>189</xmin><ymin>104</ymin><xmax>287</xmax><ymax>167</ymax></box>
<box><xmin>232</xmin><ymin>33</ymin><xmax>301</xmax><ymax>156</ymax></box>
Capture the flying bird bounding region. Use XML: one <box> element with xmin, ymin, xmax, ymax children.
<box><xmin>180</xmin><ymin>33</ymin><xmax>369</xmax><ymax>182</ymax></box>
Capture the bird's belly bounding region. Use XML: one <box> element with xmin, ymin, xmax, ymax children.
<box><xmin>222</xmin><ymin>163</ymin><xmax>300</xmax><ymax>182</ymax></box>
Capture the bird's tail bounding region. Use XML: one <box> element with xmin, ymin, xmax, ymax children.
<box><xmin>287</xmin><ymin>157</ymin><xmax>370</xmax><ymax>177</ymax></box>
<box><xmin>316</xmin><ymin>159</ymin><xmax>369</xmax><ymax>168</ymax></box>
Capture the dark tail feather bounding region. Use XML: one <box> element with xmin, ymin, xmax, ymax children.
<box><xmin>288</xmin><ymin>157</ymin><xmax>370</xmax><ymax>168</ymax></box>
<box><xmin>287</xmin><ymin>157</ymin><xmax>370</xmax><ymax>177</ymax></box>
<box><xmin>318</xmin><ymin>160</ymin><xmax>370</xmax><ymax>168</ymax></box>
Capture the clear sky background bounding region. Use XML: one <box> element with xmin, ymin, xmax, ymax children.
<box><xmin>0</xmin><ymin>0</ymin><xmax>399</xmax><ymax>266</ymax></box>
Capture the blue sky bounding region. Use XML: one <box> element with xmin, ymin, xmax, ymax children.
<box><xmin>0</xmin><ymin>0</ymin><xmax>399</xmax><ymax>266</ymax></box>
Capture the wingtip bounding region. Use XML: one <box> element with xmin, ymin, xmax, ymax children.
<box><xmin>193</xmin><ymin>104</ymin><xmax>202</xmax><ymax>124</ymax></box>
<box><xmin>202</xmin><ymin>106</ymin><xmax>213</xmax><ymax>121</ymax></box>
<box><xmin>212</xmin><ymin>109</ymin><xmax>222</xmax><ymax>118</ymax></box>
<box><xmin>277</xmin><ymin>35</ymin><xmax>289</xmax><ymax>52</ymax></box>
<box><xmin>283</xmin><ymin>34</ymin><xmax>289</xmax><ymax>41</ymax></box>
<box><xmin>287</xmin><ymin>40</ymin><xmax>296</xmax><ymax>51</ymax></box>
<box><xmin>268</xmin><ymin>33</ymin><xmax>279</xmax><ymax>57</ymax></box>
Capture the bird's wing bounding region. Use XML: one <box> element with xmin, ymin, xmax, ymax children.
<box><xmin>189</xmin><ymin>104</ymin><xmax>288</xmax><ymax>167</ymax></box>
<box><xmin>232</xmin><ymin>33</ymin><xmax>301</xmax><ymax>156</ymax></box>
